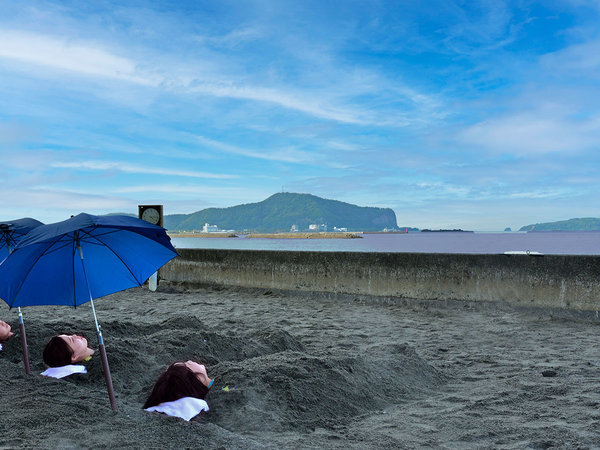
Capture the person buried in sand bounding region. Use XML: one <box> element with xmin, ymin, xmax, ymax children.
<box><xmin>42</xmin><ymin>334</ymin><xmax>95</xmax><ymax>367</ymax></box>
<box><xmin>144</xmin><ymin>360</ymin><xmax>214</xmax><ymax>415</ymax></box>
<box><xmin>0</xmin><ymin>320</ymin><xmax>14</xmax><ymax>342</ymax></box>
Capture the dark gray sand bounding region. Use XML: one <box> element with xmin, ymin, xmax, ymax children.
<box><xmin>1</xmin><ymin>284</ymin><xmax>599</xmax><ymax>449</ymax></box>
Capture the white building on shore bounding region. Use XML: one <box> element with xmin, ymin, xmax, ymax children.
<box><xmin>202</xmin><ymin>223</ymin><xmax>219</xmax><ymax>232</ymax></box>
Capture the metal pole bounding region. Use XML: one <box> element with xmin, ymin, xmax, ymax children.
<box><xmin>9</xmin><ymin>245</ymin><xmax>30</xmax><ymax>375</ymax></box>
<box><xmin>17</xmin><ymin>308</ymin><xmax>30</xmax><ymax>374</ymax></box>
<box><xmin>78</xmin><ymin>243</ymin><xmax>118</xmax><ymax>411</ymax></box>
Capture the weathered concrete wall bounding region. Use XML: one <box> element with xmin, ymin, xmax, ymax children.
<box><xmin>160</xmin><ymin>249</ymin><xmax>600</xmax><ymax>311</ymax></box>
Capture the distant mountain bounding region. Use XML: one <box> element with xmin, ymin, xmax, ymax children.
<box><xmin>519</xmin><ymin>217</ymin><xmax>600</xmax><ymax>231</ymax></box>
<box><xmin>164</xmin><ymin>193</ymin><xmax>399</xmax><ymax>232</ymax></box>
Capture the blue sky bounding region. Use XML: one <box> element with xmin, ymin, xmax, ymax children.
<box><xmin>1</xmin><ymin>0</ymin><xmax>599</xmax><ymax>231</ymax></box>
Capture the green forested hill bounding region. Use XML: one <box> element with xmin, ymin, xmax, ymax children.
<box><xmin>164</xmin><ymin>193</ymin><xmax>398</xmax><ymax>232</ymax></box>
<box><xmin>519</xmin><ymin>217</ymin><xmax>600</xmax><ymax>231</ymax></box>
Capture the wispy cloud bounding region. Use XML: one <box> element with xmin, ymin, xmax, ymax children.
<box><xmin>0</xmin><ymin>29</ymin><xmax>160</xmax><ymax>85</ymax></box>
<box><xmin>0</xmin><ymin>186</ymin><xmax>132</xmax><ymax>212</ymax></box>
<box><xmin>458</xmin><ymin>112</ymin><xmax>600</xmax><ymax>155</ymax></box>
<box><xmin>509</xmin><ymin>190</ymin><xmax>573</xmax><ymax>199</ymax></box>
<box><xmin>192</xmin><ymin>135</ymin><xmax>316</xmax><ymax>164</ymax></box>
<box><xmin>0</xmin><ymin>26</ymin><xmax>439</xmax><ymax>127</ymax></box>
<box><xmin>188</xmin><ymin>83</ymin><xmax>383</xmax><ymax>125</ymax></box>
<box><xmin>540</xmin><ymin>38</ymin><xmax>600</xmax><ymax>76</ymax></box>
<box><xmin>51</xmin><ymin>161</ymin><xmax>237</xmax><ymax>179</ymax></box>
<box><xmin>195</xmin><ymin>26</ymin><xmax>263</xmax><ymax>48</ymax></box>
<box><xmin>113</xmin><ymin>184</ymin><xmax>269</xmax><ymax>198</ymax></box>
<box><xmin>0</xmin><ymin>121</ymin><xmax>37</xmax><ymax>146</ymax></box>
<box><xmin>440</xmin><ymin>1</ymin><xmax>517</xmax><ymax>55</ymax></box>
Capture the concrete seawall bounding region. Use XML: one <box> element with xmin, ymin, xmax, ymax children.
<box><xmin>160</xmin><ymin>249</ymin><xmax>600</xmax><ymax>312</ymax></box>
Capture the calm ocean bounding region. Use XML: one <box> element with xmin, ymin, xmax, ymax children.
<box><xmin>171</xmin><ymin>231</ymin><xmax>600</xmax><ymax>255</ymax></box>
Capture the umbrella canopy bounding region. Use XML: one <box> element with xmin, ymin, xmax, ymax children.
<box><xmin>0</xmin><ymin>212</ymin><xmax>178</xmax><ymax>410</ymax></box>
<box><xmin>0</xmin><ymin>218</ymin><xmax>44</xmax><ymax>261</ymax></box>
<box><xmin>0</xmin><ymin>213</ymin><xmax>177</xmax><ymax>308</ymax></box>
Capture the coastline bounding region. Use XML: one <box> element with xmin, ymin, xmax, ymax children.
<box><xmin>168</xmin><ymin>232</ymin><xmax>363</xmax><ymax>239</ymax></box>
<box><xmin>168</xmin><ymin>232</ymin><xmax>238</xmax><ymax>238</ymax></box>
<box><xmin>246</xmin><ymin>232</ymin><xmax>362</xmax><ymax>239</ymax></box>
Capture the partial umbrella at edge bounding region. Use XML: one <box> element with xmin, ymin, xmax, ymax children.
<box><xmin>0</xmin><ymin>218</ymin><xmax>44</xmax><ymax>262</ymax></box>
<box><xmin>0</xmin><ymin>217</ymin><xmax>44</xmax><ymax>374</ymax></box>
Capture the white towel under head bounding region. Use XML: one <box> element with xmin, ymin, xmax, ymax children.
<box><xmin>144</xmin><ymin>396</ymin><xmax>209</xmax><ymax>421</ymax></box>
<box><xmin>41</xmin><ymin>364</ymin><xmax>87</xmax><ymax>379</ymax></box>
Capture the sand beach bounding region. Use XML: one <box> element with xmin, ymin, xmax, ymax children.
<box><xmin>1</xmin><ymin>283</ymin><xmax>599</xmax><ymax>448</ymax></box>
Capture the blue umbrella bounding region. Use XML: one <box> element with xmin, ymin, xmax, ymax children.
<box><xmin>0</xmin><ymin>217</ymin><xmax>44</xmax><ymax>374</ymax></box>
<box><xmin>0</xmin><ymin>218</ymin><xmax>44</xmax><ymax>261</ymax></box>
<box><xmin>0</xmin><ymin>213</ymin><xmax>178</xmax><ymax>410</ymax></box>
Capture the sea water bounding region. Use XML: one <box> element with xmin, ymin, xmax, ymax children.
<box><xmin>171</xmin><ymin>231</ymin><xmax>600</xmax><ymax>255</ymax></box>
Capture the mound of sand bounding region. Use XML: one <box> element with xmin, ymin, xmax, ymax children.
<box><xmin>1</xmin><ymin>283</ymin><xmax>598</xmax><ymax>448</ymax></box>
<box><xmin>0</xmin><ymin>285</ymin><xmax>444</xmax><ymax>448</ymax></box>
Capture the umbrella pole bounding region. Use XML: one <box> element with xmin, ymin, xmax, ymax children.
<box><xmin>90</xmin><ymin>298</ymin><xmax>118</xmax><ymax>411</ymax></box>
<box><xmin>17</xmin><ymin>308</ymin><xmax>31</xmax><ymax>374</ymax></box>
<box><xmin>9</xmin><ymin>243</ymin><xmax>31</xmax><ymax>374</ymax></box>
<box><xmin>78</xmin><ymin>243</ymin><xmax>117</xmax><ymax>411</ymax></box>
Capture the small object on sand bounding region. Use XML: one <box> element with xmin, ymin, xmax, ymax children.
<box><xmin>504</xmin><ymin>250</ymin><xmax>543</xmax><ymax>256</ymax></box>
<box><xmin>542</xmin><ymin>369</ymin><xmax>557</xmax><ymax>377</ymax></box>
<box><xmin>41</xmin><ymin>364</ymin><xmax>87</xmax><ymax>379</ymax></box>
<box><xmin>148</xmin><ymin>272</ymin><xmax>158</xmax><ymax>291</ymax></box>
<box><xmin>222</xmin><ymin>385</ymin><xmax>236</xmax><ymax>392</ymax></box>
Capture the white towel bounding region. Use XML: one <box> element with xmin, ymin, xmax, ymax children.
<box><xmin>41</xmin><ymin>364</ymin><xmax>87</xmax><ymax>379</ymax></box>
<box><xmin>144</xmin><ymin>396</ymin><xmax>209</xmax><ymax>421</ymax></box>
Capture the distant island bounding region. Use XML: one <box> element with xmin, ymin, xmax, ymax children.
<box><xmin>519</xmin><ymin>217</ymin><xmax>600</xmax><ymax>232</ymax></box>
<box><xmin>420</xmin><ymin>229</ymin><xmax>473</xmax><ymax>233</ymax></box>
<box><xmin>164</xmin><ymin>192</ymin><xmax>399</xmax><ymax>233</ymax></box>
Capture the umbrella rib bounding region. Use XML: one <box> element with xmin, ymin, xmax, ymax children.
<box><xmin>36</xmin><ymin>239</ymin><xmax>72</xmax><ymax>255</ymax></box>
<box><xmin>80</xmin><ymin>228</ymin><xmax>144</xmax><ymax>286</ymax></box>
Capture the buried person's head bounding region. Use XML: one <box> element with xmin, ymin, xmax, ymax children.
<box><xmin>0</xmin><ymin>320</ymin><xmax>14</xmax><ymax>342</ymax></box>
<box><xmin>143</xmin><ymin>360</ymin><xmax>213</xmax><ymax>409</ymax></box>
<box><xmin>43</xmin><ymin>334</ymin><xmax>95</xmax><ymax>367</ymax></box>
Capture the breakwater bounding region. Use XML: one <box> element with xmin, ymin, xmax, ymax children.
<box><xmin>160</xmin><ymin>249</ymin><xmax>600</xmax><ymax>312</ymax></box>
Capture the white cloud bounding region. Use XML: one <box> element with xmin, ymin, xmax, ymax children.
<box><xmin>114</xmin><ymin>185</ymin><xmax>206</xmax><ymax>194</ymax></box>
<box><xmin>113</xmin><ymin>184</ymin><xmax>270</xmax><ymax>199</ymax></box>
<box><xmin>541</xmin><ymin>38</ymin><xmax>600</xmax><ymax>76</ymax></box>
<box><xmin>197</xmin><ymin>27</ymin><xmax>263</xmax><ymax>48</ymax></box>
<box><xmin>0</xmin><ymin>28</ymin><xmax>366</xmax><ymax>124</ymax></box>
<box><xmin>509</xmin><ymin>190</ymin><xmax>574</xmax><ymax>199</ymax></box>
<box><xmin>51</xmin><ymin>160</ymin><xmax>237</xmax><ymax>179</ymax></box>
<box><xmin>188</xmin><ymin>83</ymin><xmax>375</xmax><ymax>125</ymax></box>
<box><xmin>0</xmin><ymin>27</ymin><xmax>438</xmax><ymax>127</ymax></box>
<box><xmin>192</xmin><ymin>134</ymin><xmax>318</xmax><ymax>164</ymax></box>
<box><xmin>416</xmin><ymin>181</ymin><xmax>471</xmax><ymax>197</ymax></box>
<box><xmin>0</xmin><ymin>29</ymin><xmax>160</xmax><ymax>85</ymax></box>
<box><xmin>0</xmin><ymin>187</ymin><xmax>134</xmax><ymax>219</ymax></box>
<box><xmin>0</xmin><ymin>121</ymin><xmax>37</xmax><ymax>146</ymax></box>
<box><xmin>459</xmin><ymin>112</ymin><xmax>600</xmax><ymax>154</ymax></box>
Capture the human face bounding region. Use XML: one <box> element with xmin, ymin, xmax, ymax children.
<box><xmin>58</xmin><ymin>334</ymin><xmax>92</xmax><ymax>362</ymax></box>
<box><xmin>0</xmin><ymin>320</ymin><xmax>13</xmax><ymax>342</ymax></box>
<box><xmin>183</xmin><ymin>360</ymin><xmax>213</xmax><ymax>388</ymax></box>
